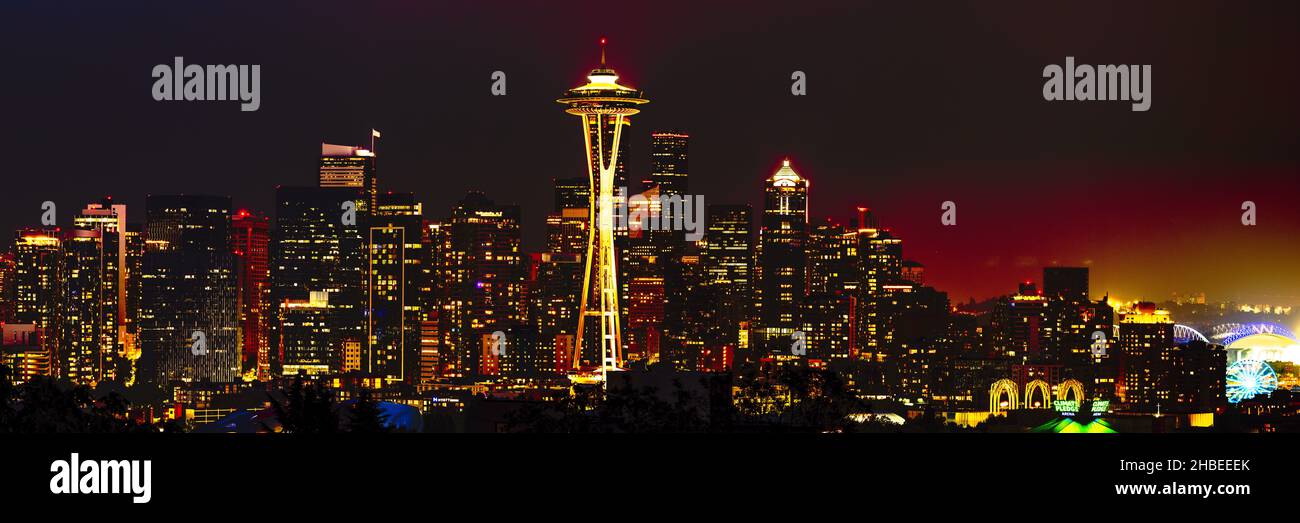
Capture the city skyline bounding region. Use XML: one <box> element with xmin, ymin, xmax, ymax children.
<box><xmin>1</xmin><ymin>1</ymin><xmax>1297</xmax><ymax>305</ymax></box>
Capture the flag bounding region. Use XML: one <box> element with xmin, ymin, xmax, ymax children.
<box><xmin>371</xmin><ymin>129</ymin><xmax>382</xmax><ymax>138</ymax></box>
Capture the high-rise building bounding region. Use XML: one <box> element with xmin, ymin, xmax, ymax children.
<box><xmin>443</xmin><ymin>192</ymin><xmax>524</xmax><ymax>377</ymax></box>
<box><xmin>757</xmin><ymin>160</ymin><xmax>808</xmax><ymax>353</ymax></box>
<box><xmin>808</xmin><ymin>220</ymin><xmax>856</xmax><ymax>295</ymax></box>
<box><xmin>703</xmin><ymin>204</ymin><xmax>753</xmax><ymax>361</ymax></box>
<box><xmin>801</xmin><ymin>293</ymin><xmax>855</xmax><ymax>361</ymax></box>
<box><xmin>232</xmin><ymin>209</ymin><xmax>270</xmax><ymax>380</ymax></box>
<box><xmin>990</xmin><ymin>282</ymin><xmax>1052</xmax><ymax>362</ymax></box>
<box><xmin>367</xmin><ymin>192</ymin><xmax>424</xmax><ymax>382</ymax></box>
<box><xmin>71</xmin><ymin>200</ymin><xmax>128</xmax><ymax>382</ymax></box>
<box><xmin>858</xmin><ymin>225</ymin><xmax>903</xmax><ymax>359</ymax></box>
<box><xmin>279</xmin><ymin>290</ymin><xmax>333</xmax><ymax>376</ymax></box>
<box><xmin>553</xmin><ymin>176</ymin><xmax>590</xmax><ymax>213</ymax></box>
<box><xmin>647</xmin><ymin>131</ymin><xmax>688</xmax><ymax>196</ymax></box>
<box><xmin>13</xmin><ymin>227</ymin><xmax>61</xmax><ymax>376</ymax></box>
<box><xmin>1043</xmin><ymin>267</ymin><xmax>1089</xmax><ymax>300</ymax></box>
<box><xmin>272</xmin><ymin>186</ymin><xmax>366</xmax><ymax>376</ymax></box>
<box><xmin>140</xmin><ymin>195</ymin><xmax>239</xmax><ymax>384</ymax></box>
<box><xmin>556</xmin><ymin>39</ymin><xmax>648</xmax><ymax>382</ymax></box>
<box><xmin>2</xmin><ymin>323</ymin><xmax>51</xmax><ymax>385</ymax></box>
<box><xmin>319</xmin><ymin>143</ymin><xmax>377</xmax><ymax>214</ymax></box>
<box><xmin>1116</xmin><ymin>302</ymin><xmax>1174</xmax><ymax>409</ymax></box>
<box><xmin>60</xmin><ymin>228</ymin><xmax>115</xmax><ymax>385</ymax></box>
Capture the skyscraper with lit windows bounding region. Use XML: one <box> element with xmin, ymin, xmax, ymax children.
<box><xmin>757</xmin><ymin>160</ymin><xmax>808</xmax><ymax>354</ymax></box>
<box><xmin>444</xmin><ymin>192</ymin><xmax>523</xmax><ymax>377</ymax></box>
<box><xmin>319</xmin><ymin>143</ymin><xmax>378</xmax><ymax>214</ymax></box>
<box><xmin>368</xmin><ymin>192</ymin><xmax>424</xmax><ymax>382</ymax></box>
<box><xmin>140</xmin><ymin>195</ymin><xmax>239</xmax><ymax>384</ymax></box>
<box><xmin>14</xmin><ymin>227</ymin><xmax>61</xmax><ymax>376</ymax></box>
<box><xmin>272</xmin><ymin>186</ymin><xmax>366</xmax><ymax>376</ymax></box>
<box><xmin>232</xmin><ymin>209</ymin><xmax>270</xmax><ymax>379</ymax></box>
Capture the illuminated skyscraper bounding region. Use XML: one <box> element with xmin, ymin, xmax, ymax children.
<box><xmin>647</xmin><ymin>131</ymin><xmax>688</xmax><ymax>196</ymax></box>
<box><xmin>140</xmin><ymin>195</ymin><xmax>239</xmax><ymax>384</ymax></box>
<box><xmin>703</xmin><ymin>204</ymin><xmax>753</xmax><ymax>362</ymax></box>
<box><xmin>319</xmin><ymin>143</ymin><xmax>378</xmax><ymax>213</ymax></box>
<box><xmin>556</xmin><ymin>39</ymin><xmax>648</xmax><ymax>382</ymax></box>
<box><xmin>272</xmin><ymin>186</ymin><xmax>366</xmax><ymax>376</ymax></box>
<box><xmin>279</xmin><ymin>290</ymin><xmax>333</xmax><ymax>376</ymax></box>
<box><xmin>368</xmin><ymin>192</ymin><xmax>424</xmax><ymax>382</ymax></box>
<box><xmin>232</xmin><ymin>209</ymin><xmax>270</xmax><ymax>380</ymax></box>
<box><xmin>1116</xmin><ymin>302</ymin><xmax>1174</xmax><ymax>409</ymax></box>
<box><xmin>13</xmin><ymin>227</ymin><xmax>61</xmax><ymax>375</ymax></box>
<box><xmin>444</xmin><ymin>192</ymin><xmax>524</xmax><ymax>377</ymax></box>
<box><xmin>757</xmin><ymin>160</ymin><xmax>808</xmax><ymax>354</ymax></box>
<box><xmin>60</xmin><ymin>229</ymin><xmax>113</xmax><ymax>385</ymax></box>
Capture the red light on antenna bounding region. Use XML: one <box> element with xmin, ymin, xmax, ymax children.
<box><xmin>600</xmin><ymin>37</ymin><xmax>607</xmax><ymax>45</ymax></box>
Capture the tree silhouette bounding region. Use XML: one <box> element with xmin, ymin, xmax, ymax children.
<box><xmin>346</xmin><ymin>389</ymin><xmax>390</xmax><ymax>433</ymax></box>
<box><xmin>265</xmin><ymin>376</ymin><xmax>339</xmax><ymax>433</ymax></box>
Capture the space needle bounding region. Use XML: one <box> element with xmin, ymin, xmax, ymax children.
<box><xmin>556</xmin><ymin>38</ymin><xmax>648</xmax><ymax>384</ymax></box>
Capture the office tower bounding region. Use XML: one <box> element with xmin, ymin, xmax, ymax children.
<box><xmin>279</xmin><ymin>291</ymin><xmax>333</xmax><ymax>376</ymax></box>
<box><xmin>71</xmin><ymin>200</ymin><xmax>128</xmax><ymax>382</ymax></box>
<box><xmin>557</xmin><ymin>40</ymin><xmax>647</xmax><ymax>381</ymax></box>
<box><xmin>418</xmin><ymin>318</ymin><xmax>440</xmax><ymax>383</ymax></box>
<box><xmin>756</xmin><ymin>160</ymin><xmax>808</xmax><ymax>353</ymax></box>
<box><xmin>444</xmin><ymin>192</ymin><xmax>524</xmax><ymax>377</ymax></box>
<box><xmin>882</xmin><ymin>283</ymin><xmax>949</xmax><ymax>349</ymax></box>
<box><xmin>419</xmin><ymin>221</ymin><xmax>449</xmax><ymax>379</ymax></box>
<box><xmin>319</xmin><ymin>143</ymin><xmax>377</xmax><ymax>213</ymax></box>
<box><xmin>368</xmin><ymin>192</ymin><xmax>425</xmax><ymax>382</ymax></box>
<box><xmin>990</xmin><ymin>282</ymin><xmax>1052</xmax><ymax>362</ymax></box>
<box><xmin>1169</xmin><ymin>340</ymin><xmax>1227</xmax><ymax>412</ymax></box>
<box><xmin>60</xmin><ymin>229</ymin><xmax>113</xmax><ymax>385</ymax></box>
<box><xmin>13</xmin><ymin>227</ymin><xmax>61</xmax><ymax>376</ymax></box>
<box><xmin>702</xmin><ymin>204</ymin><xmax>753</xmax><ymax>362</ymax></box>
<box><xmin>533</xmin><ymin>210</ymin><xmax>587</xmax><ymax>374</ymax></box>
<box><xmin>232</xmin><ymin>209</ymin><xmax>270</xmax><ymax>380</ymax></box>
<box><xmin>546</xmin><ymin>208</ymin><xmax>589</xmax><ymax>257</ymax></box>
<box><xmin>801</xmin><ymin>293</ymin><xmax>855</xmax><ymax>361</ymax></box>
<box><xmin>0</xmin><ymin>252</ymin><xmax>14</xmax><ymax>323</ymax></box>
<box><xmin>704</xmin><ymin>205</ymin><xmax>753</xmax><ymax>292</ymax></box>
<box><xmin>859</xmin><ymin>225</ymin><xmax>903</xmax><ymax>359</ymax></box>
<box><xmin>2</xmin><ymin>323</ymin><xmax>51</xmax><ymax>385</ymax></box>
<box><xmin>665</xmin><ymin>248</ymin><xmax>710</xmax><ymax>371</ymax></box>
<box><xmin>122</xmin><ymin>223</ymin><xmax>145</xmax><ymax>370</ymax></box>
<box><xmin>140</xmin><ymin>195</ymin><xmax>239</xmax><ymax>385</ymax></box>
<box><xmin>531</xmin><ymin>252</ymin><xmax>583</xmax><ymax>374</ymax></box>
<box><xmin>647</xmin><ymin>131</ymin><xmax>688</xmax><ymax>196</ymax></box>
<box><xmin>553</xmin><ymin>176</ymin><xmax>590</xmax><ymax>213</ymax></box>
<box><xmin>1116</xmin><ymin>302</ymin><xmax>1175</xmax><ymax>409</ymax></box>
<box><xmin>808</xmin><ymin>220</ymin><xmax>856</xmax><ymax>295</ymax></box>
<box><xmin>1043</xmin><ymin>267</ymin><xmax>1089</xmax><ymax>300</ymax></box>
<box><xmin>272</xmin><ymin>186</ymin><xmax>366</xmax><ymax>376</ymax></box>
<box><xmin>625</xmin><ymin>276</ymin><xmax>665</xmax><ymax>363</ymax></box>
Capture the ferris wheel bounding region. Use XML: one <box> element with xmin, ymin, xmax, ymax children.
<box><xmin>1225</xmin><ymin>359</ymin><xmax>1278</xmax><ymax>404</ymax></box>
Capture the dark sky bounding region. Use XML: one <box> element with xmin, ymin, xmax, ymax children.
<box><xmin>2</xmin><ymin>0</ymin><xmax>1297</xmax><ymax>305</ymax></box>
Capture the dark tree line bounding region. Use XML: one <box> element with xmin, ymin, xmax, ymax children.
<box><xmin>0</xmin><ymin>363</ymin><xmax>177</xmax><ymax>433</ymax></box>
